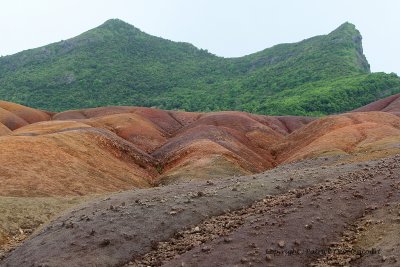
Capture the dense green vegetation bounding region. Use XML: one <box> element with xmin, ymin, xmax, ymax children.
<box><xmin>0</xmin><ymin>19</ymin><xmax>399</xmax><ymax>115</ymax></box>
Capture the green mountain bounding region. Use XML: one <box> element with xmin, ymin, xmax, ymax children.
<box><xmin>0</xmin><ymin>19</ymin><xmax>399</xmax><ymax>115</ymax></box>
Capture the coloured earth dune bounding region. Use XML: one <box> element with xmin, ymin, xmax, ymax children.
<box><xmin>1</xmin><ymin>95</ymin><xmax>400</xmax><ymax>266</ymax></box>
<box><xmin>1</xmin><ymin>96</ymin><xmax>400</xmax><ymax>196</ymax></box>
<box><xmin>352</xmin><ymin>93</ymin><xmax>400</xmax><ymax>114</ymax></box>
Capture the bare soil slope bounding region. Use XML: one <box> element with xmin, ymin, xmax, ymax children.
<box><xmin>276</xmin><ymin>112</ymin><xmax>400</xmax><ymax>163</ymax></box>
<box><xmin>1</xmin><ymin>155</ymin><xmax>399</xmax><ymax>266</ymax></box>
<box><xmin>352</xmin><ymin>93</ymin><xmax>400</xmax><ymax>114</ymax></box>
<box><xmin>0</xmin><ymin>101</ymin><xmax>50</xmax><ymax>130</ymax></box>
<box><xmin>0</xmin><ymin>102</ymin><xmax>315</xmax><ymax>197</ymax></box>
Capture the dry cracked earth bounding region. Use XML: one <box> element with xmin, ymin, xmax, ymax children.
<box><xmin>0</xmin><ymin>93</ymin><xmax>400</xmax><ymax>266</ymax></box>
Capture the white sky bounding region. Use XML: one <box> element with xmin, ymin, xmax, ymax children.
<box><xmin>0</xmin><ymin>0</ymin><xmax>399</xmax><ymax>74</ymax></box>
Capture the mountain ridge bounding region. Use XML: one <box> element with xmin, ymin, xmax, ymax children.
<box><xmin>0</xmin><ymin>19</ymin><xmax>399</xmax><ymax>115</ymax></box>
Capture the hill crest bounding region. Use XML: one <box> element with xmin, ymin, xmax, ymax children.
<box><xmin>0</xmin><ymin>19</ymin><xmax>398</xmax><ymax>115</ymax></box>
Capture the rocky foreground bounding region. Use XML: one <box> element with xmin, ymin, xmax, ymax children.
<box><xmin>1</xmin><ymin>154</ymin><xmax>399</xmax><ymax>266</ymax></box>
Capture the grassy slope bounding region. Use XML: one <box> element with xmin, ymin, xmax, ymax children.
<box><xmin>0</xmin><ymin>19</ymin><xmax>399</xmax><ymax>115</ymax></box>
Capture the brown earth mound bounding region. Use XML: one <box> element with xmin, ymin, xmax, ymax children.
<box><xmin>0</xmin><ymin>101</ymin><xmax>50</xmax><ymax>130</ymax></box>
<box><xmin>2</xmin><ymin>102</ymin><xmax>400</xmax><ymax>197</ymax></box>
<box><xmin>0</xmin><ymin>123</ymin><xmax>10</xmax><ymax>136</ymax></box>
<box><xmin>276</xmin><ymin>112</ymin><xmax>400</xmax><ymax>163</ymax></box>
<box><xmin>0</xmin><ymin>104</ymin><xmax>316</xmax><ymax>197</ymax></box>
<box><xmin>352</xmin><ymin>93</ymin><xmax>400</xmax><ymax>114</ymax></box>
<box><xmin>0</xmin><ymin>108</ymin><xmax>29</xmax><ymax>130</ymax></box>
<box><xmin>83</xmin><ymin>113</ymin><xmax>168</xmax><ymax>153</ymax></box>
<box><xmin>12</xmin><ymin>120</ymin><xmax>92</xmax><ymax>136</ymax></box>
<box><xmin>153</xmin><ymin>112</ymin><xmax>286</xmax><ymax>184</ymax></box>
<box><xmin>53</xmin><ymin>106</ymin><xmax>201</xmax><ymax>135</ymax></box>
<box><xmin>0</xmin><ymin>128</ymin><xmax>155</xmax><ymax>197</ymax></box>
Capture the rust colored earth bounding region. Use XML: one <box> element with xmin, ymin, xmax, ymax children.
<box><xmin>1</xmin><ymin>96</ymin><xmax>400</xmax><ymax>197</ymax></box>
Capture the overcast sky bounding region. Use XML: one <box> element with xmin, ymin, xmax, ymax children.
<box><xmin>1</xmin><ymin>0</ymin><xmax>399</xmax><ymax>74</ymax></box>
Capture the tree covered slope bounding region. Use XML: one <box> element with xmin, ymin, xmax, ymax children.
<box><xmin>0</xmin><ymin>19</ymin><xmax>399</xmax><ymax>115</ymax></box>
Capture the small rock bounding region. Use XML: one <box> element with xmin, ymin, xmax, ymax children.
<box><xmin>223</xmin><ymin>237</ymin><xmax>233</xmax><ymax>243</ymax></box>
<box><xmin>265</xmin><ymin>254</ymin><xmax>273</xmax><ymax>261</ymax></box>
<box><xmin>201</xmin><ymin>246</ymin><xmax>211</xmax><ymax>252</ymax></box>
<box><xmin>278</xmin><ymin>240</ymin><xmax>285</xmax><ymax>248</ymax></box>
<box><xmin>193</xmin><ymin>226</ymin><xmax>200</xmax><ymax>233</ymax></box>
<box><xmin>240</xmin><ymin>257</ymin><xmax>248</xmax><ymax>263</ymax></box>
<box><xmin>387</xmin><ymin>255</ymin><xmax>397</xmax><ymax>263</ymax></box>
<box><xmin>99</xmin><ymin>239</ymin><xmax>110</xmax><ymax>247</ymax></box>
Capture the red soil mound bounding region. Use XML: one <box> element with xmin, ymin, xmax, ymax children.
<box><xmin>2</xmin><ymin>96</ymin><xmax>400</xmax><ymax>196</ymax></box>
<box><xmin>0</xmin><ymin>127</ymin><xmax>156</xmax><ymax>197</ymax></box>
<box><xmin>51</xmin><ymin>108</ymin><xmax>314</xmax><ymax>185</ymax></box>
<box><xmin>153</xmin><ymin>112</ymin><xmax>287</xmax><ymax>182</ymax></box>
<box><xmin>0</xmin><ymin>101</ymin><xmax>50</xmax><ymax>126</ymax></box>
<box><xmin>155</xmin><ymin>112</ymin><xmax>297</xmax><ymax>182</ymax></box>
<box><xmin>276</xmin><ymin>112</ymin><xmax>400</xmax><ymax>163</ymax></box>
<box><xmin>0</xmin><ymin>108</ymin><xmax>29</xmax><ymax>130</ymax></box>
<box><xmin>251</xmin><ymin>114</ymin><xmax>315</xmax><ymax>134</ymax></box>
<box><xmin>84</xmin><ymin>113</ymin><xmax>168</xmax><ymax>153</ymax></box>
<box><xmin>12</xmin><ymin>120</ymin><xmax>92</xmax><ymax>136</ymax></box>
<box><xmin>0</xmin><ymin>123</ymin><xmax>11</xmax><ymax>136</ymax></box>
<box><xmin>53</xmin><ymin>106</ymin><xmax>200</xmax><ymax>135</ymax></box>
<box><xmin>157</xmin><ymin>140</ymin><xmax>253</xmax><ymax>184</ymax></box>
<box><xmin>0</xmin><ymin>101</ymin><xmax>51</xmax><ymax>131</ymax></box>
<box><xmin>352</xmin><ymin>93</ymin><xmax>400</xmax><ymax>114</ymax></box>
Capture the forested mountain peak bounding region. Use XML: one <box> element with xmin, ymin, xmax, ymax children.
<box><xmin>0</xmin><ymin>19</ymin><xmax>398</xmax><ymax>115</ymax></box>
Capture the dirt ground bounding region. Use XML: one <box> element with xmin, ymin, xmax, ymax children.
<box><xmin>0</xmin><ymin>196</ymin><xmax>90</xmax><ymax>260</ymax></box>
<box><xmin>1</xmin><ymin>154</ymin><xmax>399</xmax><ymax>267</ymax></box>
